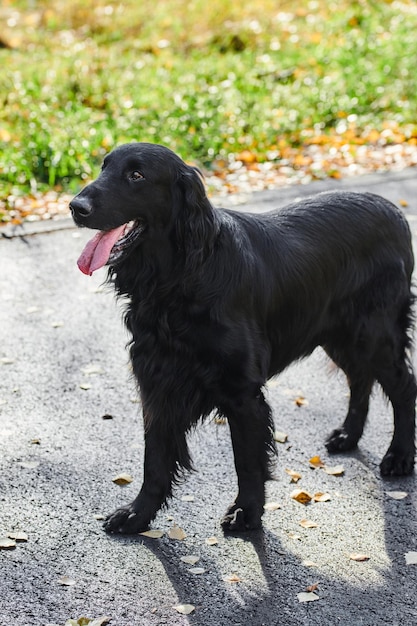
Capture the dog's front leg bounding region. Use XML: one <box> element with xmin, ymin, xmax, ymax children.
<box><xmin>221</xmin><ymin>390</ymin><xmax>276</xmax><ymax>532</ymax></box>
<box><xmin>104</xmin><ymin>411</ymin><xmax>190</xmax><ymax>535</ymax></box>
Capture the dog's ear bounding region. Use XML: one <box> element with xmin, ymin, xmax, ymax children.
<box><xmin>172</xmin><ymin>165</ymin><xmax>218</xmax><ymax>274</ymax></box>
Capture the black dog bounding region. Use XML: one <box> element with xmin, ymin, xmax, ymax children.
<box><xmin>70</xmin><ymin>142</ymin><xmax>416</xmax><ymax>534</ymax></box>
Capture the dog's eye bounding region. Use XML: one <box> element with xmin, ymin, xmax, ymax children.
<box><xmin>129</xmin><ymin>171</ymin><xmax>144</xmax><ymax>181</ymax></box>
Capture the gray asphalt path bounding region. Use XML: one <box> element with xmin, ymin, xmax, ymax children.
<box><xmin>1</xmin><ymin>169</ymin><xmax>417</xmax><ymax>626</ymax></box>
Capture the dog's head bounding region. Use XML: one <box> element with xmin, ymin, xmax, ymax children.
<box><xmin>70</xmin><ymin>142</ymin><xmax>215</xmax><ymax>275</ymax></box>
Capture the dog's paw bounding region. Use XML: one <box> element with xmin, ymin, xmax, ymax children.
<box><xmin>221</xmin><ymin>505</ymin><xmax>262</xmax><ymax>532</ymax></box>
<box><xmin>103</xmin><ymin>504</ymin><xmax>150</xmax><ymax>535</ymax></box>
<box><xmin>325</xmin><ymin>427</ymin><xmax>358</xmax><ymax>452</ymax></box>
<box><xmin>380</xmin><ymin>449</ymin><xmax>415</xmax><ymax>476</ymax></box>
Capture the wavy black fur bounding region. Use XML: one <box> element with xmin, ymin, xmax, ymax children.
<box><xmin>70</xmin><ymin>142</ymin><xmax>416</xmax><ymax>534</ymax></box>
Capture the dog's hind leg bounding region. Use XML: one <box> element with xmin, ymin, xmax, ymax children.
<box><xmin>220</xmin><ymin>388</ymin><xmax>276</xmax><ymax>532</ymax></box>
<box><xmin>326</xmin><ymin>290</ymin><xmax>416</xmax><ymax>475</ymax></box>
<box><xmin>325</xmin><ymin>351</ymin><xmax>374</xmax><ymax>453</ymax></box>
<box><xmin>375</xmin><ymin>339</ymin><xmax>416</xmax><ymax>476</ymax></box>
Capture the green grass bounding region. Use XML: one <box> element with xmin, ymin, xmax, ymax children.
<box><xmin>1</xmin><ymin>0</ymin><xmax>417</xmax><ymax>207</ymax></box>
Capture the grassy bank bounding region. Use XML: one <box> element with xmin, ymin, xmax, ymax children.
<box><xmin>1</xmin><ymin>0</ymin><xmax>417</xmax><ymax>213</ymax></box>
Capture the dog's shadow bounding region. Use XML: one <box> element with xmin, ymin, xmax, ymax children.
<box><xmin>106</xmin><ymin>452</ymin><xmax>417</xmax><ymax>626</ymax></box>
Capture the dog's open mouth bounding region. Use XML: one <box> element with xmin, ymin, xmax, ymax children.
<box><xmin>77</xmin><ymin>220</ymin><xmax>146</xmax><ymax>276</ymax></box>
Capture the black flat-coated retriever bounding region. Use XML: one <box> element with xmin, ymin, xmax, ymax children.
<box><xmin>70</xmin><ymin>142</ymin><xmax>416</xmax><ymax>534</ymax></box>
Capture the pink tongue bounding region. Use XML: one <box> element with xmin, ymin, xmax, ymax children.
<box><xmin>77</xmin><ymin>225</ymin><xmax>126</xmax><ymax>275</ymax></box>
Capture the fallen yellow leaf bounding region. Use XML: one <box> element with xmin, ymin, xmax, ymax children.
<box><xmin>285</xmin><ymin>468</ymin><xmax>302</xmax><ymax>483</ymax></box>
<box><xmin>290</xmin><ymin>488</ymin><xmax>312</xmax><ymax>505</ymax></box>
<box><xmin>140</xmin><ymin>529</ymin><xmax>164</xmax><ymax>539</ymax></box>
<box><xmin>309</xmin><ymin>455</ymin><xmax>325</xmax><ymax>469</ymax></box>
<box><xmin>274</xmin><ymin>430</ymin><xmax>288</xmax><ymax>443</ymax></box>
<box><xmin>223</xmin><ymin>573</ymin><xmax>241</xmax><ymax>583</ymax></box>
<box><xmin>294</xmin><ymin>396</ymin><xmax>309</xmax><ymax>407</ymax></box>
<box><xmin>299</xmin><ymin>519</ymin><xmax>318</xmax><ymax>529</ymax></box>
<box><xmin>205</xmin><ymin>536</ymin><xmax>218</xmax><ymax>546</ymax></box>
<box><xmin>349</xmin><ymin>553</ymin><xmax>370</xmax><ymax>562</ymax></box>
<box><xmin>168</xmin><ymin>525</ymin><xmax>187</xmax><ymax>540</ymax></box>
<box><xmin>69</xmin><ymin>618</ymin><xmax>111</xmax><ymax>626</ymax></box>
<box><xmin>112</xmin><ymin>473</ymin><xmax>133</xmax><ymax>485</ymax></box>
<box><xmin>313</xmin><ymin>492</ymin><xmax>331</xmax><ymax>502</ymax></box>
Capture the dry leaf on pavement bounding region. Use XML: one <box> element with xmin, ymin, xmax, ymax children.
<box><xmin>180</xmin><ymin>555</ymin><xmax>199</xmax><ymax>565</ymax></box>
<box><xmin>112</xmin><ymin>473</ymin><xmax>133</xmax><ymax>485</ymax></box>
<box><xmin>313</xmin><ymin>492</ymin><xmax>331</xmax><ymax>502</ymax></box>
<box><xmin>7</xmin><ymin>531</ymin><xmax>28</xmax><ymax>542</ymax></box>
<box><xmin>173</xmin><ymin>604</ymin><xmax>195</xmax><ymax>615</ymax></box>
<box><xmin>309</xmin><ymin>455</ymin><xmax>325</xmax><ymax>469</ymax></box>
<box><xmin>58</xmin><ymin>576</ymin><xmax>76</xmax><ymax>586</ymax></box>
<box><xmin>64</xmin><ymin>618</ymin><xmax>111</xmax><ymax>626</ymax></box>
<box><xmin>405</xmin><ymin>552</ymin><xmax>417</xmax><ymax>565</ymax></box>
<box><xmin>294</xmin><ymin>396</ymin><xmax>309</xmax><ymax>407</ymax></box>
<box><xmin>386</xmin><ymin>491</ymin><xmax>408</xmax><ymax>500</ymax></box>
<box><xmin>323</xmin><ymin>465</ymin><xmax>345</xmax><ymax>476</ymax></box>
<box><xmin>189</xmin><ymin>567</ymin><xmax>205</xmax><ymax>575</ymax></box>
<box><xmin>300</xmin><ymin>519</ymin><xmax>318</xmax><ymax>529</ymax></box>
<box><xmin>349</xmin><ymin>553</ymin><xmax>370</xmax><ymax>562</ymax></box>
<box><xmin>274</xmin><ymin>430</ymin><xmax>288</xmax><ymax>443</ymax></box>
<box><xmin>223</xmin><ymin>574</ymin><xmax>241</xmax><ymax>583</ymax></box>
<box><xmin>297</xmin><ymin>592</ymin><xmax>319</xmax><ymax>602</ymax></box>
<box><xmin>205</xmin><ymin>536</ymin><xmax>218</xmax><ymax>546</ymax></box>
<box><xmin>290</xmin><ymin>488</ymin><xmax>312</xmax><ymax>505</ymax></box>
<box><xmin>0</xmin><ymin>537</ymin><xmax>16</xmax><ymax>549</ymax></box>
<box><xmin>285</xmin><ymin>468</ymin><xmax>302</xmax><ymax>483</ymax></box>
<box><xmin>140</xmin><ymin>529</ymin><xmax>164</xmax><ymax>539</ymax></box>
<box><xmin>168</xmin><ymin>525</ymin><xmax>187</xmax><ymax>540</ymax></box>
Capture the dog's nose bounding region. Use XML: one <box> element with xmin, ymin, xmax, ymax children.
<box><xmin>70</xmin><ymin>196</ymin><xmax>93</xmax><ymax>218</ymax></box>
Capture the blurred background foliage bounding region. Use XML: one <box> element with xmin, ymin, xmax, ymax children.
<box><xmin>1</xmin><ymin>0</ymin><xmax>417</xmax><ymax>206</ymax></box>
